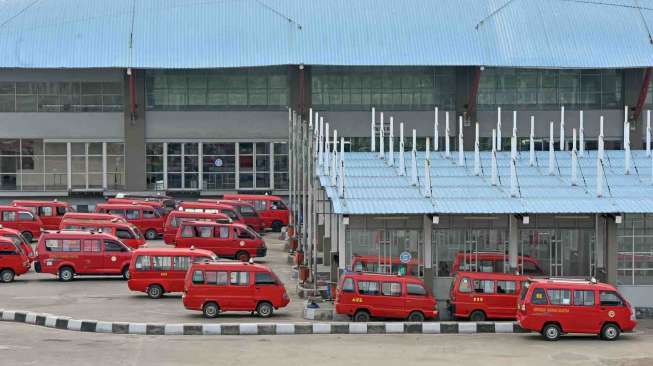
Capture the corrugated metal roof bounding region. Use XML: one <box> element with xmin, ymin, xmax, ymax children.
<box><xmin>1</xmin><ymin>0</ymin><xmax>653</xmax><ymax>68</ymax></box>
<box><xmin>318</xmin><ymin>150</ymin><xmax>653</xmax><ymax>215</ymax></box>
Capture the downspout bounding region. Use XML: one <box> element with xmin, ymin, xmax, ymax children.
<box><xmin>467</xmin><ymin>66</ymin><xmax>482</xmax><ymax>119</ymax></box>
<box><xmin>633</xmin><ymin>67</ymin><xmax>652</xmax><ymax>122</ymax></box>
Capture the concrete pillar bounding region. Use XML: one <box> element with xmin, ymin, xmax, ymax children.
<box><xmin>123</xmin><ymin>69</ymin><xmax>147</xmax><ymax>191</ymax></box>
<box><xmin>624</xmin><ymin>69</ymin><xmax>646</xmax><ymax>147</ymax></box>
<box><xmin>606</xmin><ymin>217</ymin><xmax>618</xmax><ymax>285</ymax></box>
<box><xmin>595</xmin><ymin>214</ymin><xmax>606</xmax><ymax>273</ymax></box>
<box><xmin>337</xmin><ymin>214</ymin><xmax>346</xmax><ymax>271</ymax></box>
<box><xmin>509</xmin><ymin>215</ymin><xmax>519</xmax><ymax>271</ymax></box>
<box><xmin>423</xmin><ymin>215</ymin><xmax>434</xmax><ymax>293</ymax></box>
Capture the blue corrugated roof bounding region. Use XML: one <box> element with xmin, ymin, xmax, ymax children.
<box><xmin>1</xmin><ymin>0</ymin><xmax>653</xmax><ymax>68</ymax></box>
<box><xmin>318</xmin><ymin>150</ymin><xmax>653</xmax><ymax>215</ymax></box>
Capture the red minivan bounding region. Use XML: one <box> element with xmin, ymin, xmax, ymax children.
<box><xmin>11</xmin><ymin>200</ymin><xmax>73</xmax><ymax>231</ymax></box>
<box><xmin>163</xmin><ymin>211</ymin><xmax>230</xmax><ymax>245</ymax></box>
<box><xmin>128</xmin><ymin>247</ymin><xmax>216</xmax><ymax>298</ymax></box>
<box><xmin>517</xmin><ymin>278</ymin><xmax>637</xmax><ymax>341</ymax></box>
<box><xmin>60</xmin><ymin>219</ymin><xmax>145</xmax><ymax>249</ymax></box>
<box><xmin>352</xmin><ymin>255</ymin><xmax>422</xmax><ymax>277</ymax></box>
<box><xmin>335</xmin><ymin>272</ymin><xmax>438</xmax><ymax>322</ymax></box>
<box><xmin>62</xmin><ymin>212</ymin><xmax>127</xmax><ymax>224</ymax></box>
<box><xmin>114</xmin><ymin>193</ymin><xmax>176</xmax><ymax>214</ymax></box>
<box><xmin>177</xmin><ymin>201</ymin><xmax>244</xmax><ymax>225</ymax></box>
<box><xmin>199</xmin><ymin>199</ymin><xmax>264</xmax><ymax>232</ymax></box>
<box><xmin>223</xmin><ymin>194</ymin><xmax>288</xmax><ymax>231</ymax></box>
<box><xmin>451</xmin><ymin>251</ymin><xmax>545</xmax><ymax>276</ymax></box>
<box><xmin>183</xmin><ymin>261</ymin><xmax>290</xmax><ymax>318</ymax></box>
<box><xmin>95</xmin><ymin>203</ymin><xmax>164</xmax><ymax>240</ymax></box>
<box><xmin>449</xmin><ymin>271</ymin><xmax>527</xmax><ymax>321</ymax></box>
<box><xmin>106</xmin><ymin>198</ymin><xmax>168</xmax><ymax>218</ymax></box>
<box><xmin>0</xmin><ymin>236</ymin><xmax>31</xmax><ymax>283</ymax></box>
<box><xmin>34</xmin><ymin>231</ymin><xmax>132</xmax><ymax>281</ymax></box>
<box><xmin>0</xmin><ymin>226</ymin><xmax>35</xmax><ymax>262</ymax></box>
<box><xmin>0</xmin><ymin>205</ymin><xmax>44</xmax><ymax>242</ymax></box>
<box><xmin>174</xmin><ymin>221</ymin><xmax>266</xmax><ymax>262</ymax></box>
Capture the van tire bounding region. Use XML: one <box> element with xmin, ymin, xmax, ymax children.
<box><xmin>147</xmin><ymin>284</ymin><xmax>164</xmax><ymax>299</ymax></box>
<box><xmin>271</xmin><ymin>221</ymin><xmax>283</xmax><ymax>232</ymax></box>
<box><xmin>407</xmin><ymin>311</ymin><xmax>425</xmax><ymax>322</ymax></box>
<box><xmin>203</xmin><ymin>302</ymin><xmax>220</xmax><ymax>318</ymax></box>
<box><xmin>1</xmin><ymin>269</ymin><xmax>15</xmax><ymax>283</ymax></box>
<box><xmin>256</xmin><ymin>301</ymin><xmax>274</xmax><ymax>318</ymax></box>
<box><xmin>601</xmin><ymin>323</ymin><xmax>621</xmax><ymax>341</ymax></box>
<box><xmin>235</xmin><ymin>251</ymin><xmax>250</xmax><ymax>262</ymax></box>
<box><xmin>470</xmin><ymin>310</ymin><xmax>486</xmax><ymax>322</ymax></box>
<box><xmin>542</xmin><ymin>323</ymin><xmax>562</xmax><ymax>341</ymax></box>
<box><xmin>122</xmin><ymin>266</ymin><xmax>130</xmax><ymax>280</ymax></box>
<box><xmin>353</xmin><ymin>310</ymin><xmax>370</xmax><ymax>322</ymax></box>
<box><xmin>144</xmin><ymin>229</ymin><xmax>157</xmax><ymax>240</ymax></box>
<box><xmin>21</xmin><ymin>231</ymin><xmax>33</xmax><ymax>243</ymax></box>
<box><xmin>59</xmin><ymin>266</ymin><xmax>74</xmax><ymax>282</ymax></box>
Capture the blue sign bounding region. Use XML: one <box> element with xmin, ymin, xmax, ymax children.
<box><xmin>399</xmin><ymin>251</ymin><xmax>412</xmax><ymax>264</ymax></box>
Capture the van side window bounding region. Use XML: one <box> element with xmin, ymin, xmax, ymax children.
<box><xmin>109</xmin><ymin>209</ymin><xmax>125</xmax><ymax>216</ymax></box>
<box><xmin>217</xmin><ymin>226</ymin><xmax>230</xmax><ymax>239</ymax></box>
<box><xmin>230</xmin><ymin>271</ymin><xmax>250</xmax><ymax>286</ymax></box>
<box><xmin>192</xmin><ymin>270</ymin><xmax>204</xmax><ymax>284</ymax></box>
<box><xmin>255</xmin><ymin>272</ymin><xmax>277</xmax><ymax>285</ymax></box>
<box><xmin>342</xmin><ymin>278</ymin><xmax>355</xmax><ymax>293</ymax></box>
<box><xmin>473</xmin><ymin>279</ymin><xmax>495</xmax><ymax>294</ymax></box>
<box><xmin>2</xmin><ymin>211</ymin><xmax>16</xmax><ymax>221</ymax></box>
<box><xmin>173</xmin><ymin>256</ymin><xmax>190</xmax><ymax>271</ymax></box>
<box><xmin>82</xmin><ymin>239</ymin><xmax>101</xmax><ymax>252</ymax></box>
<box><xmin>240</xmin><ymin>206</ymin><xmax>257</xmax><ymax>217</ymax></box>
<box><xmin>272</xmin><ymin>201</ymin><xmax>287</xmax><ymax>210</ymax></box>
<box><xmin>18</xmin><ymin>212</ymin><xmax>34</xmax><ymax>221</ymax></box>
<box><xmin>56</xmin><ymin>206</ymin><xmax>67</xmax><ymax>216</ymax></box>
<box><xmin>45</xmin><ymin>239</ymin><xmax>61</xmax><ymax>252</ymax></box>
<box><xmin>39</xmin><ymin>206</ymin><xmax>53</xmax><ymax>216</ymax></box>
<box><xmin>531</xmin><ymin>288</ymin><xmax>548</xmax><ymax>305</ymax></box>
<box><xmin>547</xmin><ymin>289</ymin><xmax>572</xmax><ymax>305</ymax></box>
<box><xmin>458</xmin><ymin>277</ymin><xmax>472</xmax><ymax>293</ymax></box>
<box><xmin>382</xmin><ymin>282</ymin><xmax>402</xmax><ymax>297</ymax></box>
<box><xmin>181</xmin><ymin>225</ymin><xmax>194</xmax><ymax>238</ymax></box>
<box><xmin>205</xmin><ymin>271</ymin><xmax>228</xmax><ymax>285</ymax></box>
<box><xmin>600</xmin><ymin>291</ymin><xmax>624</xmax><ymax>306</ymax></box>
<box><xmin>497</xmin><ymin>280</ymin><xmax>516</xmax><ymax>294</ymax></box>
<box><xmin>143</xmin><ymin>210</ymin><xmax>156</xmax><ymax>219</ymax></box>
<box><xmin>522</xmin><ymin>261</ymin><xmax>541</xmax><ymax>275</ymax></box>
<box><xmin>407</xmin><ymin>283</ymin><xmax>427</xmax><ymax>296</ymax></box>
<box><xmin>116</xmin><ymin>229</ymin><xmax>134</xmax><ymax>239</ymax></box>
<box><xmin>573</xmin><ymin>290</ymin><xmax>595</xmax><ymax>306</ymax></box>
<box><xmin>105</xmin><ymin>240</ymin><xmax>126</xmax><ymax>252</ymax></box>
<box><xmin>0</xmin><ymin>245</ymin><xmax>17</xmax><ymax>255</ymax></box>
<box><xmin>62</xmin><ymin>239</ymin><xmax>81</xmax><ymax>252</ymax></box>
<box><xmin>152</xmin><ymin>256</ymin><xmax>172</xmax><ymax>270</ymax></box>
<box><xmin>358</xmin><ymin>281</ymin><xmax>380</xmax><ymax>295</ymax></box>
<box><xmin>126</xmin><ymin>209</ymin><xmax>140</xmax><ymax>220</ymax></box>
<box><xmin>135</xmin><ymin>255</ymin><xmax>151</xmax><ymax>271</ymax></box>
<box><xmin>197</xmin><ymin>226</ymin><xmax>213</xmax><ymax>238</ymax></box>
<box><xmin>237</xmin><ymin>228</ymin><xmax>254</xmax><ymax>239</ymax></box>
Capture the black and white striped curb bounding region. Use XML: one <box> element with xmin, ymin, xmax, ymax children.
<box><xmin>0</xmin><ymin>309</ymin><xmax>526</xmax><ymax>336</ymax></box>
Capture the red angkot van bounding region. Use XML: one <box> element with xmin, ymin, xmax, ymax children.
<box><xmin>335</xmin><ymin>272</ymin><xmax>438</xmax><ymax>322</ymax></box>
<box><xmin>95</xmin><ymin>203</ymin><xmax>164</xmax><ymax>240</ymax></box>
<box><xmin>34</xmin><ymin>231</ymin><xmax>132</xmax><ymax>281</ymax></box>
<box><xmin>222</xmin><ymin>194</ymin><xmax>288</xmax><ymax>231</ymax></box>
<box><xmin>0</xmin><ymin>236</ymin><xmax>31</xmax><ymax>283</ymax></box>
<box><xmin>199</xmin><ymin>199</ymin><xmax>264</xmax><ymax>232</ymax></box>
<box><xmin>352</xmin><ymin>255</ymin><xmax>422</xmax><ymax>277</ymax></box>
<box><xmin>163</xmin><ymin>211</ymin><xmax>230</xmax><ymax>245</ymax></box>
<box><xmin>0</xmin><ymin>205</ymin><xmax>43</xmax><ymax>242</ymax></box>
<box><xmin>62</xmin><ymin>212</ymin><xmax>127</xmax><ymax>224</ymax></box>
<box><xmin>174</xmin><ymin>221</ymin><xmax>266</xmax><ymax>261</ymax></box>
<box><xmin>106</xmin><ymin>198</ymin><xmax>168</xmax><ymax>217</ymax></box>
<box><xmin>11</xmin><ymin>200</ymin><xmax>73</xmax><ymax>231</ymax></box>
<box><xmin>177</xmin><ymin>201</ymin><xmax>244</xmax><ymax>225</ymax></box>
<box><xmin>183</xmin><ymin>261</ymin><xmax>289</xmax><ymax>318</ymax></box>
<box><xmin>451</xmin><ymin>251</ymin><xmax>545</xmax><ymax>276</ymax></box>
<box><xmin>60</xmin><ymin>219</ymin><xmax>145</xmax><ymax>249</ymax></box>
<box><xmin>517</xmin><ymin>278</ymin><xmax>637</xmax><ymax>341</ymax></box>
<box><xmin>0</xmin><ymin>226</ymin><xmax>35</xmax><ymax>262</ymax></box>
<box><xmin>113</xmin><ymin>193</ymin><xmax>176</xmax><ymax>214</ymax></box>
<box><xmin>449</xmin><ymin>271</ymin><xmax>527</xmax><ymax>321</ymax></box>
<box><xmin>128</xmin><ymin>247</ymin><xmax>216</xmax><ymax>298</ymax></box>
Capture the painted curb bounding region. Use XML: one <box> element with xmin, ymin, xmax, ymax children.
<box><xmin>0</xmin><ymin>309</ymin><xmax>526</xmax><ymax>336</ymax></box>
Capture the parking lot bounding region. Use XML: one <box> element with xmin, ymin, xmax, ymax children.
<box><xmin>0</xmin><ymin>233</ymin><xmax>307</xmax><ymax>324</ymax></box>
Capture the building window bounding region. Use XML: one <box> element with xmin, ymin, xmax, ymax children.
<box><xmin>617</xmin><ymin>214</ymin><xmax>653</xmax><ymax>285</ymax></box>
<box><xmin>166</xmin><ymin>143</ymin><xmax>199</xmax><ymax>190</ymax></box>
<box><xmin>477</xmin><ymin>68</ymin><xmax>622</xmax><ymax>110</ymax></box>
<box><xmin>146</xmin><ymin>143</ymin><xmax>164</xmax><ymax>190</ymax></box>
<box><xmin>145</xmin><ymin>68</ymin><xmax>288</xmax><ymax>111</ymax></box>
<box><xmin>202</xmin><ymin>143</ymin><xmax>236</xmax><ymax>190</ymax></box>
<box><xmin>311</xmin><ymin>66</ymin><xmax>456</xmax><ymax>111</ymax></box>
<box><xmin>0</xmin><ymin>139</ymin><xmax>124</xmax><ymax>191</ymax></box>
<box><xmin>0</xmin><ymin>81</ymin><xmax>122</xmax><ymax>112</ymax></box>
<box><xmin>273</xmin><ymin>143</ymin><xmax>288</xmax><ymax>190</ymax></box>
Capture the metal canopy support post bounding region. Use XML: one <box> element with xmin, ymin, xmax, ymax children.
<box><xmin>509</xmin><ymin>215</ymin><xmax>519</xmax><ymax>271</ymax></box>
<box><xmin>338</xmin><ymin>214</ymin><xmax>346</xmax><ymax>270</ymax></box>
<box><xmin>423</xmin><ymin>215</ymin><xmax>433</xmax><ymax>293</ymax></box>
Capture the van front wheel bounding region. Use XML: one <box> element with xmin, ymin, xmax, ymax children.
<box><xmin>542</xmin><ymin>324</ymin><xmax>561</xmax><ymax>341</ymax></box>
<box><xmin>257</xmin><ymin>301</ymin><xmax>274</xmax><ymax>318</ymax></box>
<box><xmin>59</xmin><ymin>267</ymin><xmax>74</xmax><ymax>282</ymax></box>
<box><xmin>236</xmin><ymin>251</ymin><xmax>250</xmax><ymax>262</ymax></box>
<box><xmin>470</xmin><ymin>310</ymin><xmax>486</xmax><ymax>322</ymax></box>
<box><xmin>144</xmin><ymin>229</ymin><xmax>157</xmax><ymax>240</ymax></box>
<box><xmin>203</xmin><ymin>302</ymin><xmax>220</xmax><ymax>318</ymax></box>
<box><xmin>353</xmin><ymin>310</ymin><xmax>370</xmax><ymax>322</ymax></box>
<box><xmin>601</xmin><ymin>323</ymin><xmax>621</xmax><ymax>341</ymax></box>
<box><xmin>407</xmin><ymin>311</ymin><xmax>425</xmax><ymax>322</ymax></box>
<box><xmin>1</xmin><ymin>269</ymin><xmax>15</xmax><ymax>283</ymax></box>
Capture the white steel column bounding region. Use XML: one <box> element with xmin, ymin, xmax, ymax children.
<box><xmin>66</xmin><ymin>142</ymin><xmax>72</xmax><ymax>190</ymax></box>
<box><xmin>102</xmin><ymin>142</ymin><xmax>107</xmax><ymax>190</ymax></box>
<box><xmin>163</xmin><ymin>142</ymin><xmax>168</xmax><ymax>189</ymax></box>
<box><xmin>497</xmin><ymin>107</ymin><xmax>502</xmax><ymax>151</ymax></box>
<box><xmin>338</xmin><ymin>215</ymin><xmax>346</xmax><ymax>270</ymax></box>
<box><xmin>434</xmin><ymin>107</ymin><xmax>439</xmax><ymax>152</ymax></box>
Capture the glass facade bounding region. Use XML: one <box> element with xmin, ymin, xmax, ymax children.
<box><xmin>478</xmin><ymin>68</ymin><xmax>623</xmax><ymax>110</ymax></box>
<box><xmin>0</xmin><ymin>139</ymin><xmax>124</xmax><ymax>191</ymax></box>
<box><xmin>311</xmin><ymin>67</ymin><xmax>456</xmax><ymax>111</ymax></box>
<box><xmin>0</xmin><ymin>81</ymin><xmax>122</xmax><ymax>112</ymax></box>
<box><xmin>145</xmin><ymin>141</ymin><xmax>288</xmax><ymax>191</ymax></box>
<box><xmin>145</xmin><ymin>68</ymin><xmax>288</xmax><ymax>111</ymax></box>
<box><xmin>617</xmin><ymin>214</ymin><xmax>653</xmax><ymax>285</ymax></box>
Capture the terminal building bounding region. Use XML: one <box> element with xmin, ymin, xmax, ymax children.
<box><xmin>1</xmin><ymin>0</ymin><xmax>653</xmax><ymax>310</ymax></box>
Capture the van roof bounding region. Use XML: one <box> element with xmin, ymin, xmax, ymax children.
<box><xmin>223</xmin><ymin>194</ymin><xmax>282</xmax><ymax>201</ymax></box>
<box><xmin>0</xmin><ymin>226</ymin><xmax>21</xmax><ymax>234</ymax></box>
<box><xmin>343</xmin><ymin>271</ymin><xmax>424</xmax><ymax>283</ymax></box>
<box><xmin>529</xmin><ymin>278</ymin><xmax>617</xmax><ymax>291</ymax></box>
<box><xmin>168</xmin><ymin>211</ymin><xmax>229</xmax><ymax>219</ymax></box>
<box><xmin>181</xmin><ymin>220</ymin><xmax>249</xmax><ymax>229</ymax></box>
<box><xmin>96</xmin><ymin>203</ymin><xmax>153</xmax><ymax>210</ymax></box>
<box><xmin>191</xmin><ymin>261</ymin><xmax>271</xmax><ymax>272</ymax></box>
<box><xmin>0</xmin><ymin>236</ymin><xmax>15</xmax><ymax>244</ymax></box>
<box><xmin>60</xmin><ymin>219</ymin><xmax>134</xmax><ymax>228</ymax></box>
<box><xmin>12</xmin><ymin>200</ymin><xmax>68</xmax><ymax>206</ymax></box>
<box><xmin>454</xmin><ymin>271</ymin><xmax>527</xmax><ymax>280</ymax></box>
<box><xmin>178</xmin><ymin>201</ymin><xmax>235</xmax><ymax>209</ymax></box>
<box><xmin>0</xmin><ymin>204</ymin><xmax>34</xmax><ymax>212</ymax></box>
<box><xmin>132</xmin><ymin>247</ymin><xmax>214</xmax><ymax>256</ymax></box>
<box><xmin>40</xmin><ymin>230</ymin><xmax>117</xmax><ymax>239</ymax></box>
